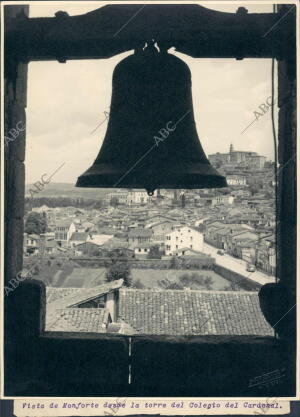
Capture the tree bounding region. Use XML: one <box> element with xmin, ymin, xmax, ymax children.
<box><xmin>32</xmin><ymin>265</ymin><xmax>40</xmax><ymax>276</ymax></box>
<box><xmin>179</xmin><ymin>273</ymin><xmax>214</xmax><ymax>290</ymax></box>
<box><xmin>25</xmin><ymin>212</ymin><xmax>47</xmax><ymax>234</ymax></box>
<box><xmin>204</xmin><ymin>276</ymin><xmax>214</xmax><ymax>290</ymax></box>
<box><xmin>132</xmin><ymin>279</ymin><xmax>145</xmax><ymax>289</ymax></box>
<box><xmin>223</xmin><ymin>281</ymin><xmax>241</xmax><ymax>291</ymax></box>
<box><xmin>147</xmin><ymin>245</ymin><xmax>161</xmax><ymax>259</ymax></box>
<box><xmin>106</xmin><ymin>260</ymin><xmax>132</xmax><ymax>287</ymax></box>
<box><xmin>170</xmin><ymin>256</ymin><xmax>180</xmax><ymax>269</ymax></box>
<box><xmin>164</xmin><ymin>281</ymin><xmax>184</xmax><ymax>290</ymax></box>
<box><xmin>90</xmin><ymin>248</ymin><xmax>100</xmax><ymax>257</ymax></box>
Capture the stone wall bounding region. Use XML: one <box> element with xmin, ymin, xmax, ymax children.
<box><xmin>258</xmin><ymin>4</ymin><xmax>297</xmax><ymax>341</ymax></box>
<box><xmin>4</xmin><ymin>5</ymin><xmax>28</xmax><ymax>285</ymax></box>
<box><xmin>70</xmin><ymin>256</ymin><xmax>215</xmax><ymax>269</ymax></box>
<box><xmin>213</xmin><ymin>264</ymin><xmax>261</xmax><ymax>291</ymax></box>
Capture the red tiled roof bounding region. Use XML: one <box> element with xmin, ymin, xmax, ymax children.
<box><xmin>47</xmin><ymin>279</ymin><xmax>123</xmax><ymax>310</ymax></box>
<box><xmin>118</xmin><ymin>289</ymin><xmax>273</xmax><ymax>336</ymax></box>
<box><xmin>46</xmin><ymin>280</ymin><xmax>123</xmax><ymax>330</ymax></box>
<box><xmin>46</xmin><ymin>308</ymin><xmax>110</xmax><ymax>333</ymax></box>
<box><xmin>69</xmin><ymin>232</ymin><xmax>89</xmax><ymax>241</ymax></box>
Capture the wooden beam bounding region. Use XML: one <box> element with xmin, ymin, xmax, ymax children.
<box><xmin>5</xmin><ymin>4</ymin><xmax>295</xmax><ymax>62</ymax></box>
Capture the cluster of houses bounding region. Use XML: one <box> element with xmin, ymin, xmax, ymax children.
<box><xmin>38</xmin><ymin>159</ymin><xmax>277</xmax><ymax>337</ymax></box>
<box><xmin>204</xmin><ymin>221</ymin><xmax>276</xmax><ymax>275</ymax></box>
<box><xmin>24</xmin><ymin>168</ymin><xmax>276</xmax><ymax>276</ymax></box>
<box><xmin>24</xmin><ymin>208</ymin><xmax>206</xmax><ymax>261</ymax></box>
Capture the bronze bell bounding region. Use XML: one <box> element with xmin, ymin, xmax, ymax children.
<box><xmin>76</xmin><ymin>41</ymin><xmax>227</xmax><ymax>195</ymax></box>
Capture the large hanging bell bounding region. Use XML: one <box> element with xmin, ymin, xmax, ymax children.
<box><xmin>76</xmin><ymin>41</ymin><xmax>227</xmax><ymax>195</ymax></box>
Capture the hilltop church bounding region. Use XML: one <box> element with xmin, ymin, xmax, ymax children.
<box><xmin>209</xmin><ymin>144</ymin><xmax>266</xmax><ymax>169</ymax></box>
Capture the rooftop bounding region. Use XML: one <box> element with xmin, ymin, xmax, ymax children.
<box><xmin>119</xmin><ymin>289</ymin><xmax>273</xmax><ymax>336</ymax></box>
<box><xmin>69</xmin><ymin>232</ymin><xmax>89</xmax><ymax>241</ymax></box>
<box><xmin>101</xmin><ymin>237</ymin><xmax>130</xmax><ymax>250</ymax></box>
<box><xmin>46</xmin><ymin>308</ymin><xmax>110</xmax><ymax>333</ymax></box>
<box><xmin>46</xmin><ymin>280</ymin><xmax>123</xmax><ymax>330</ymax></box>
<box><xmin>55</xmin><ymin>219</ymin><xmax>74</xmax><ymax>228</ymax></box>
<box><xmin>87</xmin><ymin>234</ymin><xmax>113</xmax><ymax>246</ymax></box>
<box><xmin>47</xmin><ymin>279</ymin><xmax>123</xmax><ymax>309</ymax></box>
<box><xmin>128</xmin><ymin>228</ymin><xmax>152</xmax><ymax>237</ymax></box>
<box><xmin>45</xmin><ymin>240</ymin><xmax>58</xmax><ymax>248</ymax></box>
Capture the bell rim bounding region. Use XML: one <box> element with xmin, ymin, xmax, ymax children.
<box><xmin>76</xmin><ymin>173</ymin><xmax>227</xmax><ymax>190</ymax></box>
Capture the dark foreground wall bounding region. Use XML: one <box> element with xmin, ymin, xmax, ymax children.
<box><xmin>4</xmin><ymin>280</ymin><xmax>296</xmax><ymax>397</ymax></box>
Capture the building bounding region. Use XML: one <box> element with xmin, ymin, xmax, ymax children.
<box><xmin>255</xmin><ymin>235</ymin><xmax>276</xmax><ymax>275</ymax></box>
<box><xmin>37</xmin><ymin>234</ymin><xmax>59</xmax><ymax>256</ymax></box>
<box><xmin>54</xmin><ymin>220</ymin><xmax>76</xmax><ymax>247</ymax></box>
<box><xmin>208</xmin><ymin>152</ymin><xmax>230</xmax><ymax>165</ymax></box>
<box><xmin>134</xmin><ymin>242</ymin><xmax>152</xmax><ymax>257</ymax></box>
<box><xmin>105</xmin><ymin>191</ymin><xmax>129</xmax><ymax>205</ymax></box>
<box><xmin>43</xmin><ymin>239</ymin><xmax>59</xmax><ymax>255</ymax></box>
<box><xmin>165</xmin><ymin>226</ymin><xmax>203</xmax><ymax>256</ymax></box>
<box><xmin>86</xmin><ymin>234</ymin><xmax>113</xmax><ymax>246</ymax></box>
<box><xmin>226</xmin><ymin>174</ymin><xmax>247</xmax><ymax>186</ymax></box>
<box><xmin>246</xmin><ymin>155</ymin><xmax>267</xmax><ymax>169</ymax></box>
<box><xmin>74</xmin><ymin>241</ymin><xmax>102</xmax><ymax>256</ymax></box>
<box><xmin>146</xmin><ymin>220</ymin><xmax>175</xmax><ymax>245</ymax></box>
<box><xmin>23</xmin><ymin>233</ymin><xmax>40</xmax><ymax>255</ymax></box>
<box><xmin>199</xmin><ymin>194</ymin><xmax>235</xmax><ymax>206</ymax></box>
<box><xmin>213</xmin><ymin>194</ymin><xmax>235</xmax><ymax>205</ymax></box>
<box><xmin>204</xmin><ymin>222</ymin><xmax>254</xmax><ymax>250</ymax></box>
<box><xmin>226</xmin><ymin>230</ymin><xmax>259</xmax><ymax>257</ymax></box>
<box><xmin>209</xmin><ymin>144</ymin><xmax>266</xmax><ymax>169</ymax></box>
<box><xmin>46</xmin><ymin>280</ymin><xmax>124</xmax><ymax>332</ymax></box>
<box><xmin>128</xmin><ymin>228</ymin><xmax>152</xmax><ymax>248</ymax></box>
<box><xmin>127</xmin><ymin>190</ymin><xmax>157</xmax><ymax>205</ymax></box>
<box><xmin>69</xmin><ymin>232</ymin><xmax>90</xmax><ymax>248</ymax></box>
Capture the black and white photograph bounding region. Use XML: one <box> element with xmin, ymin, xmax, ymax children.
<box><xmin>1</xmin><ymin>0</ymin><xmax>298</xmax><ymax>409</ymax></box>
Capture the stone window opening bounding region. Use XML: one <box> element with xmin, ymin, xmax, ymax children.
<box><xmin>3</xmin><ymin>2</ymin><xmax>296</xmax><ymax>398</ymax></box>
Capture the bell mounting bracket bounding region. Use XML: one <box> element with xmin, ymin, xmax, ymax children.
<box><xmin>5</xmin><ymin>4</ymin><xmax>296</xmax><ymax>67</ymax></box>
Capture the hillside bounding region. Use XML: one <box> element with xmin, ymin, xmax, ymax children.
<box><xmin>25</xmin><ymin>183</ymin><xmax>117</xmax><ymax>199</ymax></box>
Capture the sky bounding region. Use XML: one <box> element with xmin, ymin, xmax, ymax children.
<box><xmin>26</xmin><ymin>2</ymin><xmax>277</xmax><ymax>184</ymax></box>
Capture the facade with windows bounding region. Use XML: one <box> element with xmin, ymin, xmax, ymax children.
<box><xmin>165</xmin><ymin>226</ymin><xmax>203</xmax><ymax>256</ymax></box>
<box><xmin>54</xmin><ymin>221</ymin><xmax>76</xmax><ymax>246</ymax></box>
<box><xmin>127</xmin><ymin>191</ymin><xmax>157</xmax><ymax>205</ymax></box>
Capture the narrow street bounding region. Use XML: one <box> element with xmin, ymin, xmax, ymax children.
<box><xmin>202</xmin><ymin>242</ymin><xmax>276</xmax><ymax>286</ymax></box>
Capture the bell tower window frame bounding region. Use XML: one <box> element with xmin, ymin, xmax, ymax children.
<box><xmin>3</xmin><ymin>2</ymin><xmax>297</xmax><ymax>397</ymax></box>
